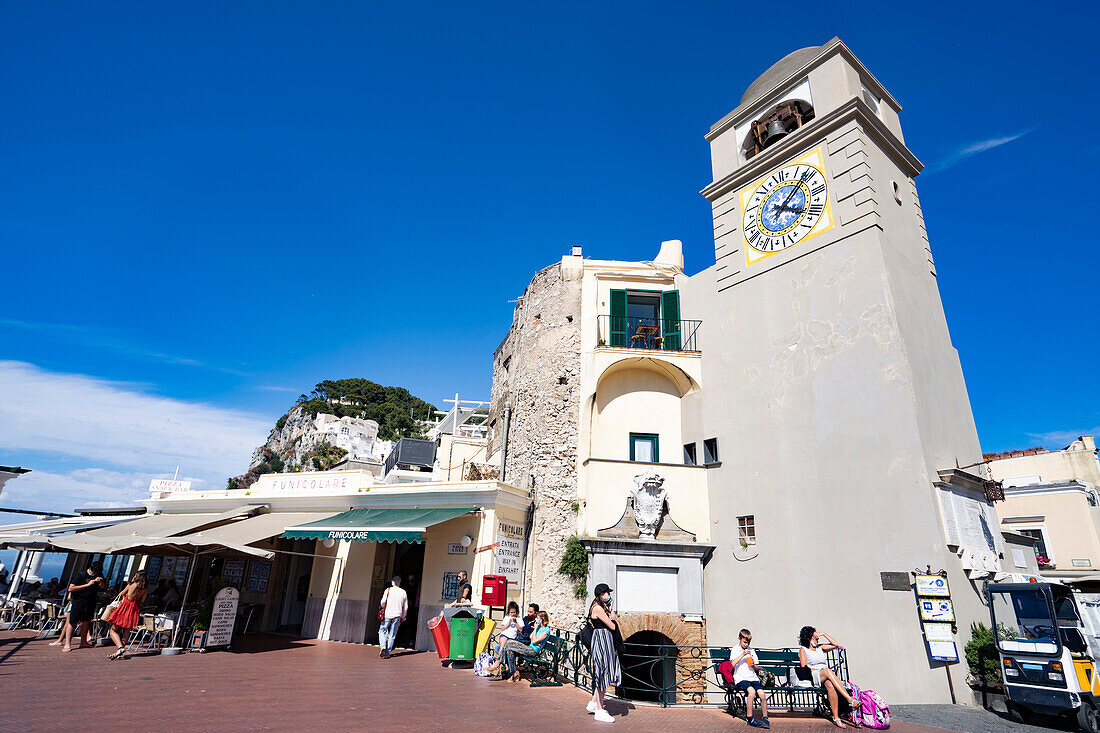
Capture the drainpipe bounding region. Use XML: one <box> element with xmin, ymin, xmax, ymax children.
<box><xmin>500</xmin><ymin>406</ymin><xmax>513</xmax><ymax>485</ymax></box>
<box><xmin>519</xmin><ymin>473</ymin><xmax>536</xmax><ymax>611</ymax></box>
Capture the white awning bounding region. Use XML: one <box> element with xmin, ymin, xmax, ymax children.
<box><xmin>48</xmin><ymin>506</ymin><xmax>262</xmax><ymax>555</ymax></box>
<box><xmin>0</xmin><ymin>515</ymin><xmax>143</xmax><ymax>550</ymax></box>
<box><xmin>166</xmin><ymin>512</ymin><xmax>335</xmax><ymax>559</ymax></box>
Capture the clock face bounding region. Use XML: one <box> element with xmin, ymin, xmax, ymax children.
<box><xmin>741</xmin><ymin>162</ymin><xmax>828</xmax><ymax>255</ymax></box>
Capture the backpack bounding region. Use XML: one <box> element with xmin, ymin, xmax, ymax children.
<box><xmin>857</xmin><ymin>689</ymin><xmax>890</xmax><ymax>729</ymax></box>
<box><xmin>842</xmin><ymin>682</ymin><xmax>864</xmax><ymax>727</ymax></box>
<box><xmin>718</xmin><ymin>659</ymin><xmax>736</xmax><ymax>686</ymax></box>
<box><xmin>474</xmin><ymin>652</ymin><xmax>495</xmax><ymax>677</ymax></box>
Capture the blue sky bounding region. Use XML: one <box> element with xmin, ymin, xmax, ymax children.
<box><xmin>1</xmin><ymin>2</ymin><xmax>1098</xmax><ymax>516</ymax></box>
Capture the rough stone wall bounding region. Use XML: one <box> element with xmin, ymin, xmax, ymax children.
<box><xmin>487</xmin><ymin>260</ymin><xmax>584</xmax><ymax>622</ymax></box>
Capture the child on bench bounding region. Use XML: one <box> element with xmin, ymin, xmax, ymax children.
<box><xmin>732</xmin><ymin>628</ymin><xmax>770</xmax><ymax>729</ymax></box>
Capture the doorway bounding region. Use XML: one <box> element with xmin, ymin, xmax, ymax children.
<box><xmin>619</xmin><ymin>630</ymin><xmax>679</xmax><ymax>704</ymax></box>
<box><xmin>365</xmin><ymin>541</ymin><xmax>425</xmax><ymax>648</ymax></box>
<box><xmin>278</xmin><ymin>542</ymin><xmax>315</xmax><ymax>634</ymax></box>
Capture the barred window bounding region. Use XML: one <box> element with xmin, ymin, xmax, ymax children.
<box><xmin>738</xmin><ymin>515</ymin><xmax>756</xmax><ymax>546</ymax></box>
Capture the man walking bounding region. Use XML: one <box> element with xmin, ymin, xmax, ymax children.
<box><xmin>379</xmin><ymin>576</ymin><xmax>408</xmax><ymax>659</ymax></box>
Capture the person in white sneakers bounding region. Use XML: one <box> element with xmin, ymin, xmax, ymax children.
<box><xmin>586</xmin><ymin>583</ymin><xmax>621</xmax><ymax>723</ymax></box>
<box><xmin>732</xmin><ymin>628</ymin><xmax>770</xmax><ymax>729</ymax></box>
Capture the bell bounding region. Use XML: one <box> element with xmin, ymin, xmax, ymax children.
<box><xmin>762</xmin><ymin>119</ymin><xmax>788</xmax><ymax>148</ymax></box>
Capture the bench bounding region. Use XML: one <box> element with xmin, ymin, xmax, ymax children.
<box><xmin>513</xmin><ymin>634</ymin><xmax>567</xmax><ymax>687</ymax></box>
<box><xmin>709</xmin><ymin>647</ymin><xmax>849</xmax><ymax>720</ymax></box>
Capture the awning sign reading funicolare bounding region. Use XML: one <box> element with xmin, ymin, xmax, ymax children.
<box><xmin>282</xmin><ymin>506</ymin><xmax>476</xmax><ymax>544</ymax></box>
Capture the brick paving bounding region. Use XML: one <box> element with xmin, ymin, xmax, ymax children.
<box><xmin>2</xmin><ymin>630</ymin><xmax>959</xmax><ymax>732</ymax></box>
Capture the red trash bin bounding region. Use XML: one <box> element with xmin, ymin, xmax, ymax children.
<box><xmin>482</xmin><ymin>574</ymin><xmax>507</xmax><ymax>607</ymax></box>
<box><xmin>428</xmin><ymin>615</ymin><xmax>450</xmax><ymax>662</ymax></box>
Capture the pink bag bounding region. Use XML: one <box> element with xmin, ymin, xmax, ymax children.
<box><xmin>857</xmin><ymin>689</ymin><xmax>890</xmax><ymax>729</ymax></box>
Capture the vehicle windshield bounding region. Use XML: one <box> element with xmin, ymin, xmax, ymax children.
<box><xmin>990</xmin><ymin>588</ymin><xmax>1060</xmax><ymax>655</ymax></box>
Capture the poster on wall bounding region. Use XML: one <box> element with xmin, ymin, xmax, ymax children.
<box><xmin>441</xmin><ymin>571</ymin><xmax>461</xmax><ymax>602</ymax></box>
<box><xmin>495</xmin><ymin>519</ymin><xmax>525</xmax><ymax>584</ymax></box>
<box><xmin>173</xmin><ymin>557</ymin><xmax>190</xmax><ymax>587</ymax></box>
<box><xmin>159</xmin><ymin>556</ymin><xmax>176</xmax><ymax>580</ymax></box>
<box><xmin>145</xmin><ymin>556</ymin><xmax>164</xmax><ymax>582</ymax></box>
<box><xmin>246</xmin><ymin>560</ymin><xmax>271</xmax><ymax>593</ymax></box>
<box><xmin>927</xmin><ymin>640</ymin><xmax>959</xmax><ymax>663</ymax></box>
<box><xmin>223</xmin><ymin>559</ymin><xmax>246</xmax><ymax>589</ymax></box>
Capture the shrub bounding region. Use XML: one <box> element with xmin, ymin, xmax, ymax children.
<box><xmin>965</xmin><ymin>622</ymin><xmax>1002</xmax><ymax>685</ymax></box>
<box><xmin>558</xmin><ymin>535</ymin><xmax>589</xmax><ymax>599</ymax></box>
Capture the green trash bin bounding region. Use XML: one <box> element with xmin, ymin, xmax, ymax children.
<box><xmin>448</xmin><ymin>609</ymin><xmax>478</xmax><ymax>662</ymax></box>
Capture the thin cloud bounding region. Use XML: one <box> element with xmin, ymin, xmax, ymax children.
<box><xmin>0</xmin><ymin>318</ymin><xmax>248</xmax><ymax>376</ymax></box>
<box><xmin>254</xmin><ymin>385</ymin><xmax>300</xmax><ymax>393</ymax></box>
<box><xmin>0</xmin><ymin>468</ymin><xmax>210</xmax><ymax>515</ymax></box>
<box><xmin>0</xmin><ymin>362</ymin><xmax>270</xmax><ymax>509</ymax></box>
<box><xmin>1024</xmin><ymin>427</ymin><xmax>1100</xmax><ymax>449</ymax></box>
<box><xmin>926</xmin><ymin>129</ymin><xmax>1034</xmax><ymax>174</ymax></box>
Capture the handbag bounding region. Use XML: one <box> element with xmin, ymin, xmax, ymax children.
<box><xmin>578</xmin><ymin>618</ymin><xmax>594</xmax><ymax>649</ymax></box>
<box><xmin>100</xmin><ymin>591</ymin><xmax>125</xmax><ymax>622</ymax></box>
<box><xmin>377</xmin><ymin>588</ymin><xmax>388</xmax><ymax>622</ymax></box>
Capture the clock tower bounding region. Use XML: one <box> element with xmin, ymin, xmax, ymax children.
<box><xmin>693</xmin><ymin>39</ymin><xmax>991</xmax><ymax>703</ymax></box>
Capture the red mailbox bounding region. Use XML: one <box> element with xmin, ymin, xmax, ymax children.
<box><xmin>482</xmin><ymin>574</ymin><xmax>507</xmax><ymax>606</ymax></box>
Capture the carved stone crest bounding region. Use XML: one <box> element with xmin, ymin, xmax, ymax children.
<box><xmin>631</xmin><ymin>469</ymin><xmax>668</xmax><ymax>539</ymax></box>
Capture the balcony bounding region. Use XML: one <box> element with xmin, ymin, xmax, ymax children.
<box><xmin>597</xmin><ymin>315</ymin><xmax>701</xmax><ymax>352</ymax></box>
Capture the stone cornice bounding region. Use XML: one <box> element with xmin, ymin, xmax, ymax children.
<box><xmin>581</xmin><ymin>536</ymin><xmax>716</xmax><ymax>561</ymax></box>
<box><xmin>702</xmin><ymin>97</ymin><xmax>922</xmax><ymax>203</ymax></box>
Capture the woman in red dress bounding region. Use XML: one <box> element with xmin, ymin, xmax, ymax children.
<box><xmin>106</xmin><ymin>571</ymin><xmax>149</xmax><ymax>660</ymax></box>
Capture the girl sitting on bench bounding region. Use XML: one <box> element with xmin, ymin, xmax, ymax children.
<box><xmin>798</xmin><ymin>626</ymin><xmax>859</xmax><ymax>728</ymax></box>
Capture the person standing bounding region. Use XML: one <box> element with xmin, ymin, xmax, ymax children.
<box><xmin>106</xmin><ymin>571</ymin><xmax>148</xmax><ymax>660</ymax></box>
<box><xmin>447</xmin><ymin>570</ymin><xmax>473</xmax><ymax>607</ymax></box>
<box><xmin>587</xmin><ymin>583</ymin><xmax>621</xmax><ymax>724</ymax></box>
<box><xmin>57</xmin><ymin>562</ymin><xmax>106</xmax><ymax>652</ymax></box>
<box><xmin>378</xmin><ymin>576</ymin><xmax>408</xmax><ymax>659</ymax></box>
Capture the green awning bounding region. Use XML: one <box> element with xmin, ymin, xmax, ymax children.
<box><xmin>282</xmin><ymin>506</ymin><xmax>477</xmax><ymax>543</ymax></box>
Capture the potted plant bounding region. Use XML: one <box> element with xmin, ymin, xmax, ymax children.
<box><xmin>1037</xmin><ymin>555</ymin><xmax>1052</xmax><ymax>568</ymax></box>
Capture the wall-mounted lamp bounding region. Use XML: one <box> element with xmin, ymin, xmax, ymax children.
<box><xmin>322</xmin><ymin>538</ymin><xmax>335</xmax><ymax>549</ymax></box>
<box><xmin>460</xmin><ymin>535</ymin><xmax>473</xmax><ymax>548</ymax></box>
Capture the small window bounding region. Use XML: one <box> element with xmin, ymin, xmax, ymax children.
<box><xmin>630</xmin><ymin>433</ymin><xmax>659</xmax><ymax>463</ymax></box>
<box><xmin>502</xmin><ymin>355</ymin><xmax>512</xmax><ymax>373</ymax></box>
<box><xmin>1018</xmin><ymin>529</ymin><xmax>1049</xmax><ymax>559</ymax></box>
<box><xmin>703</xmin><ymin>438</ymin><xmax>719</xmax><ymax>464</ymax></box>
<box><xmin>683</xmin><ymin>442</ymin><xmax>697</xmax><ymax>466</ymax></box>
<box><xmin>738</xmin><ymin>515</ymin><xmax>756</xmax><ymax>546</ymax></box>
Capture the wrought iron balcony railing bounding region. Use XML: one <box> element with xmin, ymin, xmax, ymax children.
<box><xmin>597</xmin><ymin>315</ymin><xmax>701</xmax><ymax>352</ymax></box>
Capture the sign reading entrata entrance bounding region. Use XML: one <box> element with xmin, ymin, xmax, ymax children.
<box><xmin>495</xmin><ymin>520</ymin><xmax>524</xmax><ymax>584</ymax></box>
<box><xmin>206</xmin><ymin>587</ymin><xmax>240</xmax><ymax>648</ymax></box>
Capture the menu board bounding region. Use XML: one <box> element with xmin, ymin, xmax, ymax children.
<box><xmin>159</xmin><ymin>556</ymin><xmax>176</xmax><ymax>580</ymax></box>
<box><xmin>246</xmin><ymin>560</ymin><xmax>271</xmax><ymax>593</ymax></box>
<box><xmin>205</xmin><ymin>587</ymin><xmax>240</xmax><ymax>648</ymax></box>
<box><xmin>223</xmin><ymin>559</ymin><xmax>246</xmax><ymax>589</ymax></box>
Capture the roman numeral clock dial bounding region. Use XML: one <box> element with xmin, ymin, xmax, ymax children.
<box><xmin>739</xmin><ymin>147</ymin><xmax>834</xmax><ymax>265</ymax></box>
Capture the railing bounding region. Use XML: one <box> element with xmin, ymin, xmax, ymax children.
<box><xmin>545</xmin><ymin>626</ymin><xmax>847</xmax><ymax>709</ymax></box>
<box><xmin>596</xmin><ymin>316</ymin><xmax>700</xmax><ymax>352</ymax></box>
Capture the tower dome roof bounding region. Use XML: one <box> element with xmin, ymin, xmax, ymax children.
<box><xmin>740</xmin><ymin>45</ymin><xmax>821</xmax><ymax>107</ymax></box>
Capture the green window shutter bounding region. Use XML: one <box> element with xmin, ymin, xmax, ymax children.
<box><xmin>661</xmin><ymin>290</ymin><xmax>681</xmax><ymax>350</ymax></box>
<box><xmin>610</xmin><ymin>289</ymin><xmax>627</xmax><ymax>347</ymax></box>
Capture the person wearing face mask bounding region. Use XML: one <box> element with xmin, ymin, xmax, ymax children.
<box><xmin>586</xmin><ymin>583</ymin><xmax>621</xmax><ymax>723</ymax></box>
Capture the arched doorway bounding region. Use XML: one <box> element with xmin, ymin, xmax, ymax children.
<box><xmin>618</xmin><ymin>630</ymin><xmax>678</xmax><ymax>704</ymax></box>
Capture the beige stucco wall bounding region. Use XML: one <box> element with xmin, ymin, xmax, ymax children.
<box><xmin>987</xmin><ymin>437</ymin><xmax>1100</xmax><ymax>486</ymax></box>
<box><xmin>998</xmin><ymin>490</ymin><xmax>1100</xmax><ymax>569</ymax></box>
<box><xmin>581</xmin><ymin>459</ymin><xmax>710</xmax><ymax>541</ymax></box>
<box><xmin>590</xmin><ymin>367</ymin><xmax>683</xmax><ymax>461</ymax></box>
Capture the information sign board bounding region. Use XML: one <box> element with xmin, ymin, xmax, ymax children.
<box><xmin>441</xmin><ymin>571</ymin><xmax>461</xmax><ymax>602</ymax></box>
<box><xmin>914</xmin><ymin>574</ymin><xmax>950</xmax><ymax>597</ymax></box>
<box><xmin>923</xmin><ymin>622</ymin><xmax>954</xmax><ymax>642</ymax></box>
<box><xmin>495</xmin><ymin>519</ymin><xmax>525</xmax><ymax>584</ymax></box>
<box><xmin>223</xmin><ymin>559</ymin><xmax>246</xmax><ymax>589</ymax></box>
<box><xmin>927</xmin><ymin>640</ymin><xmax>959</xmax><ymax>663</ymax></box>
<box><xmin>205</xmin><ymin>587</ymin><xmax>240</xmax><ymax>648</ymax></box>
<box><xmin>246</xmin><ymin>560</ymin><xmax>271</xmax><ymax>593</ymax></box>
<box><xmin>919</xmin><ymin>598</ymin><xmax>956</xmax><ymax>623</ymax></box>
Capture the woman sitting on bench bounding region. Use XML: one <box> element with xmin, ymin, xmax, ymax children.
<box><xmin>798</xmin><ymin>626</ymin><xmax>859</xmax><ymax>728</ymax></box>
<box><xmin>488</xmin><ymin>610</ymin><xmax>549</xmax><ymax>682</ymax></box>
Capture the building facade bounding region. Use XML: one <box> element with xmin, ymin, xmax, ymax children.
<box><xmin>488</xmin><ymin>38</ymin><xmax>1006</xmax><ymax>705</ymax></box>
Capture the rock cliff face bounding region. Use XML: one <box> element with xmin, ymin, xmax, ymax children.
<box><xmin>248</xmin><ymin>406</ymin><xmax>388</xmax><ymax>472</ymax></box>
<box><xmin>487</xmin><ymin>261</ymin><xmax>585</xmax><ymax>622</ymax></box>
<box><xmin>250</xmin><ymin>406</ymin><xmax>315</xmax><ymax>469</ymax></box>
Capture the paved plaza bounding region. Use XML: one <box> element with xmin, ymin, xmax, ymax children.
<box><xmin>0</xmin><ymin>630</ymin><xmax>967</xmax><ymax>732</ymax></box>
